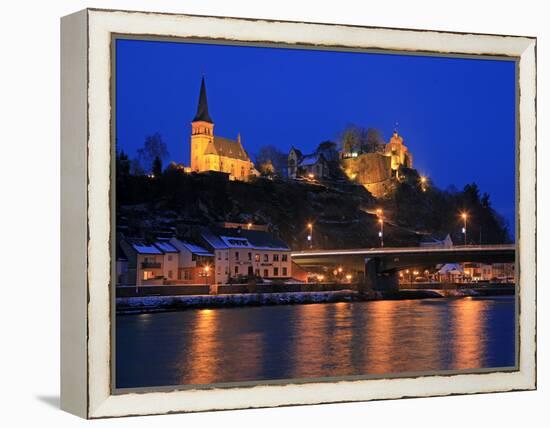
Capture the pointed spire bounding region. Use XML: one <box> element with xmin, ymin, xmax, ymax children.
<box><xmin>192</xmin><ymin>76</ymin><xmax>213</xmax><ymax>123</ymax></box>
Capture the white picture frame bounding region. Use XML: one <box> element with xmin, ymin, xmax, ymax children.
<box><xmin>60</xmin><ymin>8</ymin><xmax>536</xmax><ymax>419</ymax></box>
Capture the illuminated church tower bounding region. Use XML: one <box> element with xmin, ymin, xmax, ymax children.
<box><xmin>189</xmin><ymin>77</ymin><xmax>256</xmax><ymax>181</ymax></box>
<box><xmin>190</xmin><ymin>77</ymin><xmax>215</xmax><ymax>172</ymax></box>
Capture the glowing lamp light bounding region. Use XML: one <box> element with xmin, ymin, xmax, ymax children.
<box><xmin>337</xmin><ymin>267</ymin><xmax>343</xmax><ymax>273</ymax></box>
<box><xmin>345</xmin><ymin>274</ymin><xmax>352</xmax><ymax>281</ymax></box>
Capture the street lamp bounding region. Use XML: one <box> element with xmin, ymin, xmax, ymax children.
<box><xmin>378</xmin><ymin>218</ymin><xmax>384</xmax><ymax>247</ymax></box>
<box><xmin>420</xmin><ymin>176</ymin><xmax>428</xmax><ymax>192</ymax></box>
<box><xmin>461</xmin><ymin>212</ymin><xmax>468</xmax><ymax>245</ymax></box>
<box><xmin>307</xmin><ymin>223</ymin><xmax>313</xmax><ymax>249</ymax></box>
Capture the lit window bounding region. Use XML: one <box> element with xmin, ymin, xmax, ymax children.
<box><xmin>255</xmin><ymin>254</ymin><xmax>260</xmax><ymax>262</ymax></box>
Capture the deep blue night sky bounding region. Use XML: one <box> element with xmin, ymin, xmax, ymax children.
<box><xmin>116</xmin><ymin>38</ymin><xmax>516</xmax><ymax>232</ymax></box>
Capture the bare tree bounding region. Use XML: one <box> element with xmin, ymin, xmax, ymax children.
<box><xmin>137</xmin><ymin>133</ymin><xmax>169</xmax><ymax>173</ymax></box>
<box><xmin>255</xmin><ymin>145</ymin><xmax>287</xmax><ymax>177</ymax></box>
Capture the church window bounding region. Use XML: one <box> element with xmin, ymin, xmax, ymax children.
<box><xmin>231</xmin><ymin>164</ymin><xmax>235</xmax><ymax>176</ymax></box>
<box><xmin>241</xmin><ymin>166</ymin><xmax>245</xmax><ymax>177</ymax></box>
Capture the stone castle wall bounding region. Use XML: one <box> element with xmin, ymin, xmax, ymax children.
<box><xmin>342</xmin><ymin>153</ymin><xmax>394</xmax><ymax>198</ymax></box>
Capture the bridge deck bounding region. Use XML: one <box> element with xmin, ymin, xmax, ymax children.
<box><xmin>291</xmin><ymin>244</ymin><xmax>515</xmax><ymax>258</ymax></box>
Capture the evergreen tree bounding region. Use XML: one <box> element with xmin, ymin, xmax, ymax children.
<box><xmin>152</xmin><ymin>156</ymin><xmax>163</xmax><ymax>178</ymax></box>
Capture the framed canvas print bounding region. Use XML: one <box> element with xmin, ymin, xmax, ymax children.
<box><xmin>60</xmin><ymin>8</ymin><xmax>537</xmax><ymax>419</ymax></box>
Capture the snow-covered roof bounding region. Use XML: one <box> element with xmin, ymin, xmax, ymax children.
<box><xmin>180</xmin><ymin>241</ymin><xmax>214</xmax><ymax>257</ymax></box>
<box><xmin>200</xmin><ymin>227</ymin><xmax>290</xmax><ymax>252</ymax></box>
<box><xmin>154</xmin><ymin>241</ymin><xmax>178</xmax><ymax>253</ymax></box>
<box><xmin>130</xmin><ymin>241</ymin><xmax>163</xmax><ymax>255</ymax></box>
<box><xmin>220</xmin><ymin>236</ymin><xmax>253</xmax><ymax>248</ymax></box>
<box><xmin>438</xmin><ymin>263</ymin><xmax>464</xmax><ymax>274</ymax></box>
<box><xmin>299</xmin><ymin>154</ymin><xmax>321</xmax><ymax>167</ymax></box>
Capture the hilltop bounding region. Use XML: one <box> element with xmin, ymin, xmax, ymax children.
<box><xmin>116</xmin><ymin>165</ymin><xmax>511</xmax><ymax>250</ymax></box>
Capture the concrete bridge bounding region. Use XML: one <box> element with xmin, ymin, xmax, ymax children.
<box><xmin>291</xmin><ymin>244</ymin><xmax>515</xmax><ymax>291</ymax></box>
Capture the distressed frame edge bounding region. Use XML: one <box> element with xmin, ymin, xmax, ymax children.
<box><xmin>80</xmin><ymin>9</ymin><xmax>536</xmax><ymax>419</ymax></box>
<box><xmin>60</xmin><ymin>9</ymin><xmax>89</xmax><ymax>419</ymax></box>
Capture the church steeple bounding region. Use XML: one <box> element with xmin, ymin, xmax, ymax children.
<box><xmin>192</xmin><ymin>76</ymin><xmax>213</xmax><ymax>123</ymax></box>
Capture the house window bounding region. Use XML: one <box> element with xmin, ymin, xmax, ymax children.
<box><xmin>168</xmin><ymin>255</ymin><xmax>173</xmax><ymax>261</ymax></box>
<box><xmin>248</xmin><ymin>252</ymin><xmax>252</xmax><ymax>261</ymax></box>
<box><xmin>255</xmin><ymin>254</ymin><xmax>260</xmax><ymax>262</ymax></box>
<box><xmin>192</xmin><ymin>254</ymin><xmax>197</xmax><ymax>261</ymax></box>
<box><xmin>241</xmin><ymin>166</ymin><xmax>245</xmax><ymax>177</ymax></box>
<box><xmin>282</xmin><ymin>254</ymin><xmax>288</xmax><ymax>262</ymax></box>
<box><xmin>273</xmin><ymin>254</ymin><xmax>279</xmax><ymax>262</ymax></box>
<box><xmin>263</xmin><ymin>269</ymin><xmax>269</xmax><ymax>277</ymax></box>
<box><xmin>235</xmin><ymin>251</ymin><xmax>240</xmax><ymax>261</ymax></box>
<box><xmin>274</xmin><ymin>267</ymin><xmax>279</xmax><ymax>276</ymax></box>
<box><xmin>168</xmin><ymin>270</ymin><xmax>173</xmax><ymax>279</ymax></box>
<box><xmin>143</xmin><ymin>271</ymin><xmax>154</xmax><ymax>280</ymax></box>
<box><xmin>231</xmin><ymin>164</ymin><xmax>235</xmax><ymax>176</ymax></box>
<box><xmin>235</xmin><ymin>266</ymin><xmax>239</xmax><ymax>275</ymax></box>
<box><xmin>178</xmin><ymin>270</ymin><xmax>182</xmax><ymax>280</ymax></box>
<box><xmin>184</xmin><ymin>270</ymin><xmax>192</xmax><ymax>280</ymax></box>
<box><xmin>263</xmin><ymin>254</ymin><xmax>269</xmax><ymax>262</ymax></box>
<box><xmin>255</xmin><ymin>268</ymin><xmax>260</xmax><ymax>276</ymax></box>
<box><xmin>282</xmin><ymin>267</ymin><xmax>288</xmax><ymax>276</ymax></box>
<box><xmin>217</xmin><ymin>252</ymin><xmax>221</xmax><ymax>260</ymax></box>
<box><xmin>225</xmin><ymin>252</ymin><xmax>228</xmax><ymax>260</ymax></box>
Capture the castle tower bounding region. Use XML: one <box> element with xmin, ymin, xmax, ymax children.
<box><xmin>385</xmin><ymin>130</ymin><xmax>412</xmax><ymax>171</ymax></box>
<box><xmin>190</xmin><ymin>77</ymin><xmax>214</xmax><ymax>172</ymax></box>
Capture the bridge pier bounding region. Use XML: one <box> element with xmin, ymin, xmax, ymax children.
<box><xmin>362</xmin><ymin>257</ymin><xmax>399</xmax><ymax>293</ymax></box>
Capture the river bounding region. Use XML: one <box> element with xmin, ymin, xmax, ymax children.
<box><xmin>116</xmin><ymin>296</ymin><xmax>515</xmax><ymax>389</ymax></box>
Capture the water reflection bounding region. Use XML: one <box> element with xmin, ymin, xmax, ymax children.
<box><xmin>116</xmin><ymin>297</ymin><xmax>515</xmax><ymax>389</ymax></box>
<box><xmin>451</xmin><ymin>298</ymin><xmax>486</xmax><ymax>369</ymax></box>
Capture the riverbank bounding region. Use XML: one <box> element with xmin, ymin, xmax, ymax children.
<box><xmin>116</xmin><ymin>287</ymin><xmax>514</xmax><ymax>314</ymax></box>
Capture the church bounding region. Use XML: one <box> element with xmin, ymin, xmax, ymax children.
<box><xmin>190</xmin><ymin>77</ymin><xmax>256</xmax><ymax>181</ymax></box>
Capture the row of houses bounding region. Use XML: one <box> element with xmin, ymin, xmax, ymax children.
<box><xmin>117</xmin><ymin>225</ymin><xmax>298</xmax><ymax>286</ymax></box>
